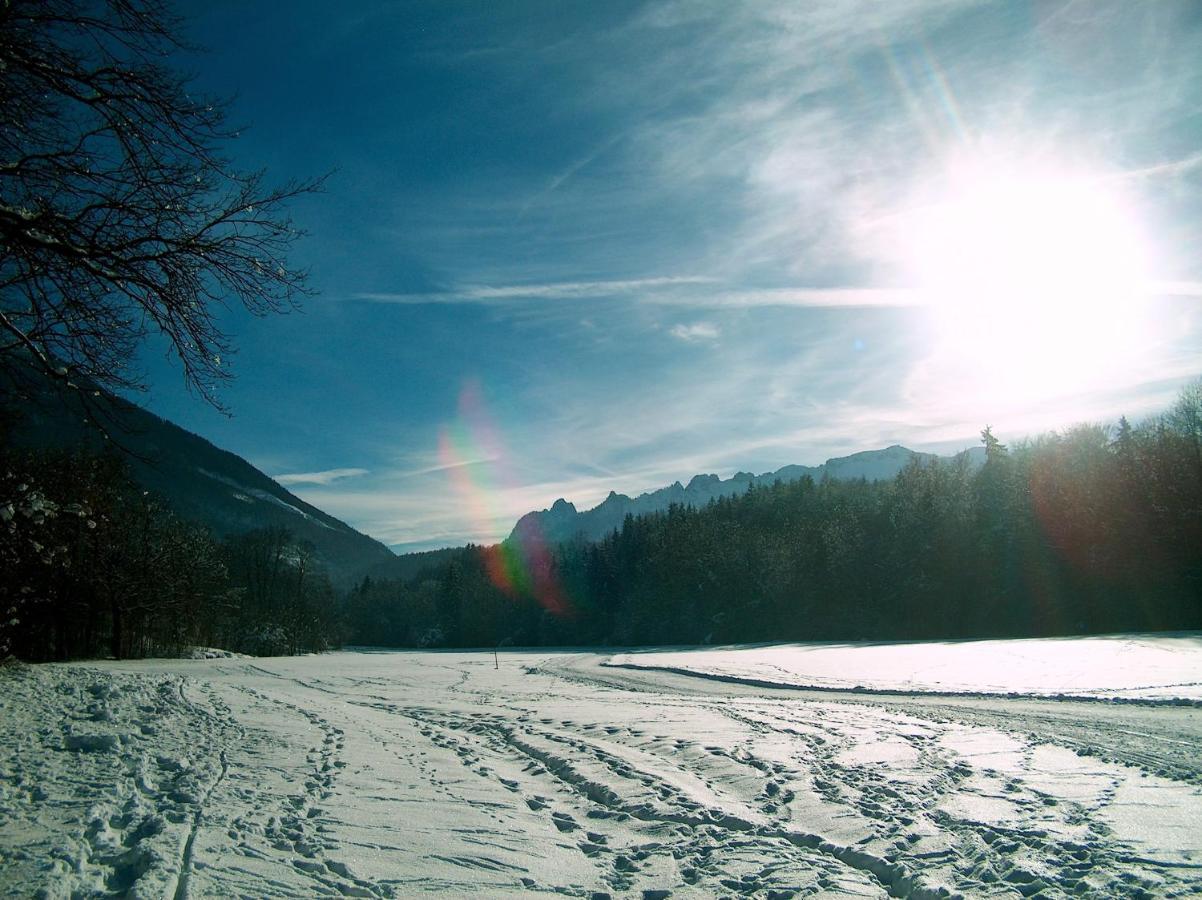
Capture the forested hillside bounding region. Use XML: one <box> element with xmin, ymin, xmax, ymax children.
<box><xmin>0</xmin><ymin>438</ymin><xmax>344</xmax><ymax>660</ymax></box>
<box><xmin>6</xmin><ymin>381</ymin><xmax>395</xmax><ymax>587</ymax></box>
<box><xmin>344</xmin><ymin>388</ymin><xmax>1202</xmax><ymax>649</ymax></box>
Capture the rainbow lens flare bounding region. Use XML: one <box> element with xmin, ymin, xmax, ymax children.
<box><xmin>438</xmin><ymin>381</ymin><xmax>573</xmax><ymax>617</ymax></box>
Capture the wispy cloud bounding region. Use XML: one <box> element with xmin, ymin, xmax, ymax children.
<box><xmin>1117</xmin><ymin>151</ymin><xmax>1202</xmax><ymax>182</ymax></box>
<box><xmin>353</xmin><ymin>276</ymin><xmax>715</xmax><ymax>305</ymax></box>
<box><xmin>354</xmin><ymin>279</ymin><xmax>928</xmax><ymax>313</ymax></box>
<box><xmin>274</xmin><ymin>468</ymin><xmax>369</xmax><ymax>486</ymax></box>
<box><xmin>399</xmin><ymin>456</ymin><xmax>501</xmax><ymax>478</ymax></box>
<box><xmin>669</xmin><ymin>321</ymin><xmax>720</xmax><ymax>342</ymax></box>
<box><xmin>653</xmin><ymin>287</ymin><xmax>923</xmax><ymax>308</ymax></box>
<box><xmin>519</xmin><ymin>131</ymin><xmax>631</xmax><ymax>217</ymax></box>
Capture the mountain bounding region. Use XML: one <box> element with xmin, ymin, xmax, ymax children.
<box><xmin>510</xmin><ymin>444</ymin><xmax>985</xmax><ymax>546</ymax></box>
<box><xmin>5</xmin><ymin>384</ymin><xmax>395</xmax><ymax>587</ymax></box>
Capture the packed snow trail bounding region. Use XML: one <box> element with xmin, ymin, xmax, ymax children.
<box><xmin>2</xmin><ymin>642</ymin><xmax>1201</xmax><ymax>897</ymax></box>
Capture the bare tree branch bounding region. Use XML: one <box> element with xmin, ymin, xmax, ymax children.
<box><xmin>0</xmin><ymin>0</ymin><xmax>324</xmax><ymax>413</ymax></box>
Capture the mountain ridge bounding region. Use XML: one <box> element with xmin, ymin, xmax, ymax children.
<box><xmin>510</xmin><ymin>444</ymin><xmax>985</xmax><ymax>547</ymax></box>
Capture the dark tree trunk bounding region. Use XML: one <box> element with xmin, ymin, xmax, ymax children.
<box><xmin>110</xmin><ymin>602</ymin><xmax>123</xmax><ymax>660</ymax></box>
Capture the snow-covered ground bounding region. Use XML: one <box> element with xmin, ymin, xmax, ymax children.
<box><xmin>609</xmin><ymin>633</ymin><xmax>1202</xmax><ymax>701</ymax></box>
<box><xmin>1</xmin><ymin>637</ymin><xmax>1200</xmax><ymax>898</ymax></box>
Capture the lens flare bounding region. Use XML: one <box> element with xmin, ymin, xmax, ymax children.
<box><xmin>438</xmin><ymin>381</ymin><xmax>573</xmax><ymax>617</ymax></box>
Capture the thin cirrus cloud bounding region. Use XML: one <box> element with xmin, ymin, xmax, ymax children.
<box><xmin>351</xmin><ymin>279</ymin><xmax>1201</xmax><ymax>318</ymax></box>
<box><xmin>352</xmin><ymin>276</ymin><xmax>716</xmax><ymax>305</ymax></box>
<box><xmin>652</xmin><ymin>288</ymin><xmax>924</xmax><ymax>309</ymax></box>
<box><xmin>353</xmin><ymin>280</ymin><xmax>925</xmax><ymax>310</ymax></box>
<box><xmin>398</xmin><ymin>456</ymin><xmax>501</xmax><ymax>479</ymax></box>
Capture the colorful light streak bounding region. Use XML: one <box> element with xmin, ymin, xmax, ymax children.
<box><xmin>438</xmin><ymin>380</ymin><xmax>573</xmax><ymax>617</ymax></box>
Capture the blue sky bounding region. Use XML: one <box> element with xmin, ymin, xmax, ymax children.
<box><xmin>137</xmin><ymin>1</ymin><xmax>1202</xmax><ymax>552</ymax></box>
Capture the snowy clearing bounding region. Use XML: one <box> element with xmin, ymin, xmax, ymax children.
<box><xmin>608</xmin><ymin>634</ymin><xmax>1202</xmax><ymax>702</ymax></box>
<box><xmin>1</xmin><ymin>638</ymin><xmax>1200</xmax><ymax>898</ymax></box>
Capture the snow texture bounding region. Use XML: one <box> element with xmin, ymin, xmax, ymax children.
<box><xmin>1</xmin><ymin>636</ymin><xmax>1200</xmax><ymax>898</ymax></box>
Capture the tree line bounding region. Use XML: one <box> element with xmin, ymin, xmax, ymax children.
<box><xmin>4</xmin><ymin>384</ymin><xmax>1200</xmax><ymax>660</ymax></box>
<box><xmin>0</xmin><ymin>436</ymin><xmax>341</xmax><ymax>660</ymax></box>
<box><xmin>344</xmin><ymin>387</ymin><xmax>1202</xmax><ymax>650</ymax></box>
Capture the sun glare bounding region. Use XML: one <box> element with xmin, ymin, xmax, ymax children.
<box><xmin>905</xmin><ymin>157</ymin><xmax>1158</xmax><ymax>408</ymax></box>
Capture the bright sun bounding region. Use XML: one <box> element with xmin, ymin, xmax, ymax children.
<box><xmin>904</xmin><ymin>157</ymin><xmax>1157</xmax><ymax>410</ymax></box>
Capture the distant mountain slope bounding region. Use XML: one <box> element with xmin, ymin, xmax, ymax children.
<box><xmin>511</xmin><ymin>444</ymin><xmax>984</xmax><ymax>546</ymax></box>
<box><xmin>365</xmin><ymin>546</ymin><xmax>463</xmax><ymax>584</ymax></box>
<box><xmin>6</xmin><ymin>385</ymin><xmax>395</xmax><ymax>587</ymax></box>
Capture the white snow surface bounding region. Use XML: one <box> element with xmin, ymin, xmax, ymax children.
<box><xmin>610</xmin><ymin>633</ymin><xmax>1202</xmax><ymax>701</ymax></box>
<box><xmin>0</xmin><ymin>638</ymin><xmax>1200</xmax><ymax>898</ymax></box>
<box><xmin>184</xmin><ymin>647</ymin><xmax>250</xmax><ymax>660</ymax></box>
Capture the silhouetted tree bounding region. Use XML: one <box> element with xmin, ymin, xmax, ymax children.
<box><xmin>0</xmin><ymin>0</ymin><xmax>321</xmax><ymax>409</ymax></box>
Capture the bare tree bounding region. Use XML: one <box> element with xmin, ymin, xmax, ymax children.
<box><xmin>0</xmin><ymin>0</ymin><xmax>322</xmax><ymax>410</ymax></box>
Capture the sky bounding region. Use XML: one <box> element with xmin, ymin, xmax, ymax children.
<box><xmin>135</xmin><ymin>0</ymin><xmax>1202</xmax><ymax>553</ymax></box>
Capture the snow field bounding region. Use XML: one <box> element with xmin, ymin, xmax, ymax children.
<box><xmin>0</xmin><ymin>663</ymin><xmax>234</xmax><ymax>898</ymax></box>
<box><xmin>607</xmin><ymin>633</ymin><xmax>1202</xmax><ymax>702</ymax></box>
<box><xmin>1</xmin><ymin>643</ymin><xmax>1201</xmax><ymax>898</ymax></box>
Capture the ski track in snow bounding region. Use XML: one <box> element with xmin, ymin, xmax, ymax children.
<box><xmin>0</xmin><ymin>643</ymin><xmax>1200</xmax><ymax>898</ymax></box>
